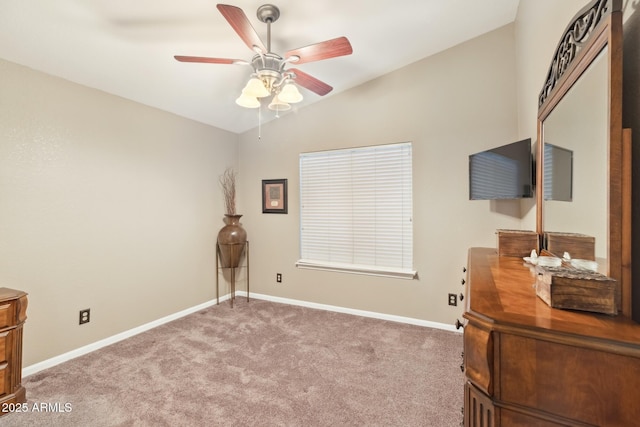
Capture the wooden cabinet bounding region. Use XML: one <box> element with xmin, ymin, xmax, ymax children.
<box><xmin>463</xmin><ymin>248</ymin><xmax>640</xmax><ymax>426</ymax></box>
<box><xmin>0</xmin><ymin>288</ymin><xmax>27</xmax><ymax>414</ymax></box>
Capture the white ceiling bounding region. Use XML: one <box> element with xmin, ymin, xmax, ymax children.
<box><xmin>0</xmin><ymin>0</ymin><xmax>520</xmax><ymax>134</ymax></box>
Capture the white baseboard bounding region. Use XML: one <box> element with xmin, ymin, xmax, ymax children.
<box><xmin>22</xmin><ymin>295</ymin><xmax>229</xmax><ymax>378</ymax></box>
<box><xmin>23</xmin><ymin>292</ymin><xmax>459</xmax><ymax>378</ymax></box>
<box><xmin>244</xmin><ymin>292</ymin><xmax>461</xmax><ymax>333</ymax></box>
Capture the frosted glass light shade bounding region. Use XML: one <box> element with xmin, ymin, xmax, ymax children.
<box><xmin>279</xmin><ymin>83</ymin><xmax>303</xmax><ymax>103</ymax></box>
<box><xmin>268</xmin><ymin>95</ymin><xmax>291</xmax><ymax>111</ymax></box>
<box><xmin>243</xmin><ymin>77</ymin><xmax>270</xmax><ymax>98</ymax></box>
<box><xmin>235</xmin><ymin>92</ymin><xmax>260</xmax><ymax>108</ymax></box>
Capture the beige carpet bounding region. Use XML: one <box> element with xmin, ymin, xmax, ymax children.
<box><xmin>4</xmin><ymin>299</ymin><xmax>464</xmax><ymax>426</ymax></box>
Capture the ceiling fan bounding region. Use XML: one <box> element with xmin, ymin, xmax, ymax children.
<box><xmin>174</xmin><ymin>3</ymin><xmax>353</xmax><ymax>111</ymax></box>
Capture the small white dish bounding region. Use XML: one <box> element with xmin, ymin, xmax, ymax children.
<box><xmin>537</xmin><ymin>256</ymin><xmax>562</xmax><ymax>267</ymax></box>
<box><xmin>570</xmin><ymin>259</ymin><xmax>599</xmax><ymax>272</ymax></box>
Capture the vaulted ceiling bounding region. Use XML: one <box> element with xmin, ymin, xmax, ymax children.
<box><xmin>0</xmin><ymin>1</ymin><xmax>520</xmax><ymax>133</ymax></box>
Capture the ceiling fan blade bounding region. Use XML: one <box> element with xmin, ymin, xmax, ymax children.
<box><xmin>285</xmin><ymin>37</ymin><xmax>353</xmax><ymax>65</ymax></box>
<box><xmin>288</xmin><ymin>68</ymin><xmax>333</xmax><ymax>96</ymax></box>
<box><xmin>217</xmin><ymin>4</ymin><xmax>267</xmax><ymax>53</ymax></box>
<box><xmin>174</xmin><ymin>55</ymin><xmax>246</xmax><ymax>65</ymax></box>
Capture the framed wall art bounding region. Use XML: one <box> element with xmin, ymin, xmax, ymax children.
<box><xmin>262</xmin><ymin>179</ymin><xmax>288</xmax><ymax>214</ymax></box>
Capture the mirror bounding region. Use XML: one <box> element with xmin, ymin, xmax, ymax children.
<box><xmin>536</xmin><ymin>0</ymin><xmax>631</xmax><ymax>315</ymax></box>
<box><xmin>542</xmin><ymin>49</ymin><xmax>608</xmax><ymax>260</ymax></box>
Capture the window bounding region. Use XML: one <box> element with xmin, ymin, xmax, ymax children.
<box><xmin>297</xmin><ymin>142</ymin><xmax>415</xmax><ymax>279</ymax></box>
<box><xmin>543</xmin><ymin>143</ymin><xmax>573</xmax><ymax>201</ymax></box>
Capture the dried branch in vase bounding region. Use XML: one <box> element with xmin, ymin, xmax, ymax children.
<box><xmin>219</xmin><ymin>167</ymin><xmax>237</xmax><ymax>215</ymax></box>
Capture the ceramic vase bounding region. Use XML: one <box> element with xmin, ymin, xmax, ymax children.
<box><xmin>217</xmin><ymin>214</ymin><xmax>247</xmax><ymax>268</ymax></box>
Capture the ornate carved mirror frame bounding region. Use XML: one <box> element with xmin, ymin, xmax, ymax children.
<box><xmin>536</xmin><ymin>0</ymin><xmax>632</xmax><ymax>316</ymax></box>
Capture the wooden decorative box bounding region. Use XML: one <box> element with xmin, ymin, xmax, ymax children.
<box><xmin>544</xmin><ymin>232</ymin><xmax>596</xmax><ymax>260</ymax></box>
<box><xmin>496</xmin><ymin>229</ymin><xmax>539</xmax><ymax>257</ymax></box>
<box><xmin>535</xmin><ymin>266</ymin><xmax>617</xmax><ymax>315</ymax></box>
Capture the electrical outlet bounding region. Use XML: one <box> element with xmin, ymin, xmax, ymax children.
<box><xmin>79</xmin><ymin>309</ymin><xmax>90</xmax><ymax>325</ymax></box>
<box><xmin>276</xmin><ymin>273</ymin><xmax>282</xmax><ymax>283</ymax></box>
<box><xmin>448</xmin><ymin>293</ymin><xmax>457</xmax><ymax>306</ymax></box>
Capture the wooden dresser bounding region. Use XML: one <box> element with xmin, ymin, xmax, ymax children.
<box><xmin>462</xmin><ymin>248</ymin><xmax>640</xmax><ymax>426</ymax></box>
<box><xmin>0</xmin><ymin>288</ymin><xmax>28</xmax><ymax>413</ymax></box>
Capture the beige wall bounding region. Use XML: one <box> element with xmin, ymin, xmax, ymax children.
<box><xmin>0</xmin><ymin>59</ymin><xmax>238</xmax><ymax>365</ymax></box>
<box><xmin>236</xmin><ymin>24</ymin><xmax>521</xmax><ymax>324</ymax></box>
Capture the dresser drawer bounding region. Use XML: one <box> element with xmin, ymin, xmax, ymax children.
<box><xmin>0</xmin><ymin>289</ymin><xmax>26</xmax><ymax>412</ymax></box>
<box><xmin>0</xmin><ymin>362</ymin><xmax>7</xmax><ymax>397</ymax></box>
<box><xmin>463</xmin><ymin>321</ymin><xmax>494</xmax><ymax>395</ymax></box>
<box><xmin>499</xmin><ymin>333</ymin><xmax>640</xmax><ymax>426</ymax></box>
<box><xmin>0</xmin><ymin>330</ymin><xmax>9</xmax><ymax>397</ymax></box>
<box><xmin>500</xmin><ymin>408</ymin><xmax>568</xmax><ymax>427</ymax></box>
<box><xmin>0</xmin><ymin>332</ymin><xmax>7</xmax><ymax>364</ymax></box>
<box><xmin>0</xmin><ymin>304</ymin><xmax>13</xmax><ymax>330</ymax></box>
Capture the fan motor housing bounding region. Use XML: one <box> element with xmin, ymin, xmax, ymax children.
<box><xmin>252</xmin><ymin>53</ymin><xmax>286</xmax><ymax>90</ymax></box>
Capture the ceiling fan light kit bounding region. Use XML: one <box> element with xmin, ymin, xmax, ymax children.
<box><xmin>243</xmin><ymin>76</ymin><xmax>271</xmax><ymax>98</ymax></box>
<box><xmin>235</xmin><ymin>92</ymin><xmax>261</xmax><ymax>108</ymax></box>
<box><xmin>174</xmin><ymin>3</ymin><xmax>353</xmax><ymax>117</ymax></box>
<box><xmin>279</xmin><ymin>83</ymin><xmax>303</xmax><ymax>104</ymax></box>
<box><xmin>268</xmin><ymin>95</ymin><xmax>291</xmax><ymax>112</ymax></box>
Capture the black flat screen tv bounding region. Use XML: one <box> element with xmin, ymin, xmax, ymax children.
<box><xmin>469</xmin><ymin>138</ymin><xmax>534</xmax><ymax>200</ymax></box>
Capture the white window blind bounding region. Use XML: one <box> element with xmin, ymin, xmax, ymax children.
<box><xmin>297</xmin><ymin>142</ymin><xmax>415</xmax><ymax>279</ymax></box>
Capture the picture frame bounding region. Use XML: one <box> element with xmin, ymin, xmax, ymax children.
<box><xmin>262</xmin><ymin>179</ymin><xmax>288</xmax><ymax>214</ymax></box>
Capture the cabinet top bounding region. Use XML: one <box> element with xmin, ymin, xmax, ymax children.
<box><xmin>465</xmin><ymin>248</ymin><xmax>640</xmax><ymax>349</ymax></box>
<box><xmin>0</xmin><ymin>287</ymin><xmax>27</xmax><ymax>303</ymax></box>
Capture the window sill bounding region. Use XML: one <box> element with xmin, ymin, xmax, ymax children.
<box><xmin>295</xmin><ymin>259</ymin><xmax>417</xmax><ymax>280</ymax></box>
